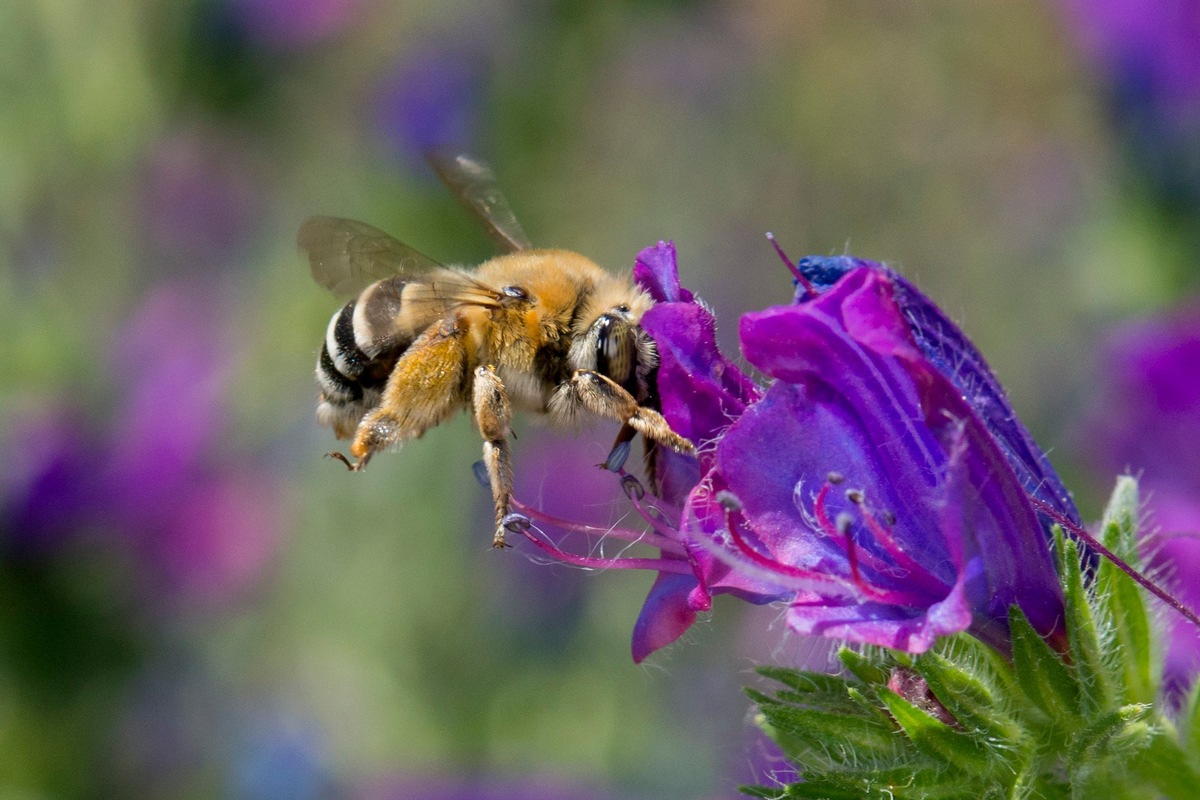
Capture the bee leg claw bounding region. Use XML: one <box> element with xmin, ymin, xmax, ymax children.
<box><xmin>325</xmin><ymin>451</ymin><xmax>366</xmax><ymax>472</ymax></box>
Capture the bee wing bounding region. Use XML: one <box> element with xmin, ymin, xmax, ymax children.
<box><xmin>428</xmin><ymin>151</ymin><xmax>534</xmax><ymax>253</ymax></box>
<box><xmin>299</xmin><ymin>216</ymin><xmax>444</xmax><ymax>297</ymax></box>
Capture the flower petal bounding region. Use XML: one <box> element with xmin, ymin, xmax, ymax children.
<box><xmin>631</xmin><ymin>570</ymin><xmax>701</xmax><ymax>663</ymax></box>
<box><xmin>634</xmin><ymin>241</ymin><xmax>694</xmax><ymax>303</ymax></box>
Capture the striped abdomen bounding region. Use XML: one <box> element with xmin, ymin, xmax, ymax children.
<box><xmin>315</xmin><ymin>277</ymin><xmax>416</xmax><ymax>438</ymax></box>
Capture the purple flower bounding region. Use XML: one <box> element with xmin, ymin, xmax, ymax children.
<box><xmin>354</xmin><ymin>773</ymin><xmax>622</xmax><ymax>800</ymax></box>
<box><xmin>137</xmin><ymin>131</ymin><xmax>265</xmax><ymax>274</ymax></box>
<box><xmin>700</xmin><ymin>264</ymin><xmax>1064</xmax><ymax>652</ymax></box>
<box><xmin>230</xmin><ymin>0</ymin><xmax>360</xmax><ymax>48</ymax></box>
<box><xmin>1147</xmin><ymin>502</ymin><xmax>1200</xmax><ymax>698</ymax></box>
<box><xmin>1060</xmin><ymin>0</ymin><xmax>1200</xmax><ymax>206</ymax></box>
<box><xmin>1</xmin><ymin>283</ymin><xmax>282</xmax><ymax>610</ymax></box>
<box><xmin>514</xmin><ymin>242</ymin><xmax>1067</xmax><ymax>660</ymax></box>
<box><xmin>1084</xmin><ymin>303</ymin><xmax>1200</xmax><ymax>498</ymax></box>
<box><xmin>375</xmin><ymin>45</ymin><xmax>485</xmax><ymax>171</ymax></box>
<box><xmin>1083</xmin><ymin>303</ymin><xmax>1200</xmax><ymax>694</ymax></box>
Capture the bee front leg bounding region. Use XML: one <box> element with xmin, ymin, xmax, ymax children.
<box><xmin>562</xmin><ymin>370</ymin><xmax>695</xmax><ymax>457</ymax></box>
<box><xmin>342</xmin><ymin>317</ymin><xmax>469</xmax><ymax>470</ymax></box>
<box><xmin>472</xmin><ymin>365</ymin><xmax>518</xmax><ymax>549</ymax></box>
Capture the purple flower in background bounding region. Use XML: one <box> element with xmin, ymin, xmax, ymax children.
<box><xmin>1149</xmin><ymin>517</ymin><xmax>1200</xmax><ymax>698</ymax></box>
<box><xmin>1084</xmin><ymin>303</ymin><xmax>1200</xmax><ymax>694</ymax></box>
<box><xmin>1</xmin><ymin>283</ymin><xmax>282</xmax><ymax>610</ymax></box>
<box><xmin>137</xmin><ymin>130</ymin><xmax>265</xmax><ymax>274</ymax></box>
<box><xmin>354</xmin><ymin>773</ymin><xmax>621</xmax><ymax>800</ymax></box>
<box><xmin>1060</xmin><ymin>0</ymin><xmax>1200</xmax><ymax>206</ymax></box>
<box><xmin>108</xmin><ymin>284</ymin><xmax>283</xmax><ymax>609</ymax></box>
<box><xmin>1085</xmin><ymin>303</ymin><xmax>1200</xmax><ymax>498</ymax></box>
<box><xmin>1</xmin><ymin>410</ymin><xmax>104</xmax><ymax>556</ymax></box>
<box><xmin>515</xmin><ymin>242</ymin><xmax>1067</xmax><ymax>660</ymax></box>
<box><xmin>375</xmin><ymin>44</ymin><xmax>486</xmax><ymax>171</ymax></box>
<box><xmin>230</xmin><ymin>0</ymin><xmax>360</xmax><ymax>48</ymax></box>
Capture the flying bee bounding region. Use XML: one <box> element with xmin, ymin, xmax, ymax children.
<box><xmin>302</xmin><ymin>153</ymin><xmax>695</xmax><ymax>548</ymax></box>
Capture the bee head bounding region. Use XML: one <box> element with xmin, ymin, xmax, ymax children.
<box><xmin>581</xmin><ymin>306</ymin><xmax>657</xmax><ymax>399</ymax></box>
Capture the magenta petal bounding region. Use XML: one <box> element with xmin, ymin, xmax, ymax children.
<box><xmin>794</xmin><ymin>257</ymin><xmax>1081</xmax><ymax>525</ymax></box>
<box><xmin>633</xmin><ymin>241</ymin><xmax>693</xmax><ymax>303</ymax></box>
<box><xmin>681</xmin><ymin>476</ymin><xmax>796</xmax><ymax>602</ymax></box>
<box><xmin>718</xmin><ymin>268</ymin><xmax>1063</xmax><ymax>649</ymax></box>
<box><xmin>642</xmin><ymin>301</ymin><xmax>760</xmax><ymax>447</ymax></box>
<box><xmin>632</xmin><ymin>570</ymin><xmax>701</xmax><ymax>663</ymax></box>
<box><xmin>786</xmin><ymin>572</ymin><xmax>972</xmax><ymax>654</ymax></box>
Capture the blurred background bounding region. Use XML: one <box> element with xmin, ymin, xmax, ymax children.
<box><xmin>2</xmin><ymin>1</ymin><xmax>1199</xmax><ymax>797</ymax></box>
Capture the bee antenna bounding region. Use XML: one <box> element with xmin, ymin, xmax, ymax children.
<box><xmin>766</xmin><ymin>232</ymin><xmax>815</xmax><ymax>296</ymax></box>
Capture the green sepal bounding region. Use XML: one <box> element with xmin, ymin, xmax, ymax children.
<box><xmin>838</xmin><ymin>646</ymin><xmax>890</xmax><ymax>685</ymax></box>
<box><xmin>741</xmin><ymin>765</ymin><xmax>980</xmax><ymax>800</ymax></box>
<box><xmin>913</xmin><ymin>646</ymin><xmax>1022</xmax><ymax>743</ymax></box>
<box><xmin>1008</xmin><ymin>605</ymin><xmax>1080</xmax><ymax>729</ymax></box>
<box><xmin>752</xmin><ymin>700</ymin><xmax>899</xmax><ymax>770</ymax></box>
<box><xmin>1068</xmin><ymin>703</ymin><xmax>1153</xmax><ymax>762</ymax></box>
<box><xmin>1056</xmin><ymin>528</ymin><xmax>1115</xmax><ymax>714</ymax></box>
<box><xmin>1094</xmin><ymin>476</ymin><xmax>1158</xmax><ymax>704</ymax></box>
<box><xmin>878</xmin><ymin>688</ymin><xmax>992</xmax><ymax>771</ymax></box>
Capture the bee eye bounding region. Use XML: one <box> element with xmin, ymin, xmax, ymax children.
<box><xmin>503</xmin><ymin>285</ymin><xmax>528</xmax><ymax>300</ymax></box>
<box><xmin>615</xmin><ymin>304</ymin><xmax>630</xmax><ymax>314</ymax></box>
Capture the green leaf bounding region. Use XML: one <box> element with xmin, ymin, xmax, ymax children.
<box><xmin>1098</xmin><ymin>476</ymin><xmax>1140</xmax><ymax>560</ymax></box>
<box><xmin>1009</xmin><ymin>606</ymin><xmax>1080</xmax><ymax>729</ymax></box>
<box><xmin>1094</xmin><ymin>477</ymin><xmax>1157</xmax><ymax>704</ymax></box>
<box><xmin>756</xmin><ymin>666</ymin><xmax>849</xmax><ymax>695</ymax></box>
<box><xmin>878</xmin><ymin>688</ymin><xmax>993</xmax><ymax>772</ymax></box>
<box><xmin>838</xmin><ymin>646</ymin><xmax>890</xmax><ymax>685</ymax></box>
<box><xmin>913</xmin><ymin>649</ymin><xmax>1022</xmax><ymax>743</ymax></box>
<box><xmin>1068</xmin><ymin>704</ymin><xmax>1155</xmax><ymax>769</ymax></box>
<box><xmin>756</xmin><ymin>703</ymin><xmax>899</xmax><ymax>766</ymax></box>
<box><xmin>742</xmin><ymin>765</ymin><xmax>985</xmax><ymax>799</ymax></box>
<box><xmin>1057</xmin><ymin>530</ymin><xmax>1115</xmax><ymax>715</ymax></box>
<box><xmin>1181</xmin><ymin>677</ymin><xmax>1200</xmax><ymax>756</ymax></box>
<box><xmin>1128</xmin><ymin>730</ymin><xmax>1200</xmax><ymax>800</ymax></box>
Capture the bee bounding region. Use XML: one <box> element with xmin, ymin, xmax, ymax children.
<box><xmin>301</xmin><ymin>154</ymin><xmax>695</xmax><ymax>547</ymax></box>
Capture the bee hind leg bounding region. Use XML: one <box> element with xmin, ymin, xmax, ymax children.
<box><xmin>473</xmin><ymin>365</ymin><xmax>520</xmax><ymax>548</ymax></box>
<box><xmin>326</xmin><ymin>450</ymin><xmax>370</xmax><ymax>471</ymax></box>
<box><xmin>346</xmin><ymin>317</ymin><xmax>469</xmax><ymax>471</ymax></box>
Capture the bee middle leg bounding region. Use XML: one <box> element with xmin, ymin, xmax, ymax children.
<box><xmin>558</xmin><ymin>370</ymin><xmax>695</xmax><ymax>458</ymax></box>
<box><xmin>472</xmin><ymin>365</ymin><xmax>519</xmax><ymax>549</ymax></box>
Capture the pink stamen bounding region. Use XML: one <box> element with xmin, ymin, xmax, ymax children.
<box><xmin>613</xmin><ymin>469</ymin><xmax>686</xmax><ymax>542</ymax></box>
<box><xmin>851</xmin><ymin>494</ymin><xmax>947</xmax><ymax>592</ymax></box>
<box><xmin>811</xmin><ymin>482</ymin><xmax>868</xmax><ymax>587</ymax></box>
<box><xmin>1031</xmin><ymin>498</ymin><xmax>1200</xmax><ymax>632</ymax></box>
<box><xmin>518</xmin><ymin>526</ymin><xmax>693</xmax><ymax>574</ymax></box>
<box><xmin>509</xmin><ymin>497</ymin><xmax>687</xmax><ymax>556</ymax></box>
<box><xmin>719</xmin><ymin>494</ymin><xmax>921</xmax><ymax>604</ymax></box>
<box><xmin>766</xmin><ymin>232</ymin><xmax>816</xmax><ymax>297</ymax></box>
<box><xmin>812</xmin><ymin>483</ymin><xmax>865</xmax><ymax>586</ymax></box>
<box><xmin>809</xmin><ymin>481</ymin><xmax>905</xmax><ymax>584</ymax></box>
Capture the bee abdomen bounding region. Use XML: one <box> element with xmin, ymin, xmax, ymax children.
<box><xmin>315</xmin><ymin>278</ymin><xmax>413</xmax><ymax>436</ymax></box>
